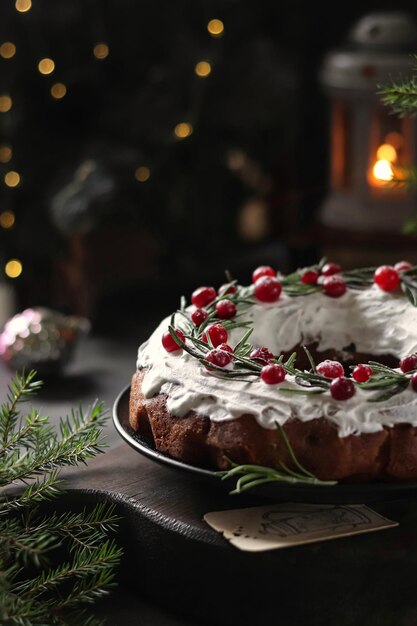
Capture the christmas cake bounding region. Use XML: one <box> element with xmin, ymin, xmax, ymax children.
<box><xmin>129</xmin><ymin>260</ymin><xmax>417</xmax><ymax>482</ymax></box>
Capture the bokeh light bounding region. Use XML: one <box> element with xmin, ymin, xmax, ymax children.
<box><xmin>50</xmin><ymin>82</ymin><xmax>67</xmax><ymax>99</ymax></box>
<box><xmin>5</xmin><ymin>259</ymin><xmax>22</xmax><ymax>278</ymax></box>
<box><xmin>0</xmin><ymin>211</ymin><xmax>15</xmax><ymax>229</ymax></box>
<box><xmin>174</xmin><ymin>122</ymin><xmax>193</xmax><ymax>139</ymax></box>
<box><xmin>0</xmin><ymin>145</ymin><xmax>12</xmax><ymax>163</ymax></box>
<box><xmin>4</xmin><ymin>171</ymin><xmax>21</xmax><ymax>187</ymax></box>
<box><xmin>15</xmin><ymin>0</ymin><xmax>31</xmax><ymax>12</ymax></box>
<box><xmin>135</xmin><ymin>166</ymin><xmax>151</xmax><ymax>182</ymax></box>
<box><xmin>207</xmin><ymin>19</ymin><xmax>224</xmax><ymax>36</ymax></box>
<box><xmin>0</xmin><ymin>96</ymin><xmax>12</xmax><ymax>113</ymax></box>
<box><xmin>93</xmin><ymin>43</ymin><xmax>109</xmax><ymax>59</ymax></box>
<box><xmin>0</xmin><ymin>43</ymin><xmax>16</xmax><ymax>59</ymax></box>
<box><xmin>195</xmin><ymin>61</ymin><xmax>212</xmax><ymax>77</ymax></box>
<box><xmin>38</xmin><ymin>58</ymin><xmax>55</xmax><ymax>75</ymax></box>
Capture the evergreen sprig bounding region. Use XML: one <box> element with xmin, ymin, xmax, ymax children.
<box><xmin>0</xmin><ymin>370</ymin><xmax>122</xmax><ymax>626</ymax></box>
<box><xmin>219</xmin><ymin>423</ymin><xmax>337</xmax><ymax>491</ymax></box>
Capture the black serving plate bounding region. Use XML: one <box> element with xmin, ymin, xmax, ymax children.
<box><xmin>113</xmin><ymin>385</ymin><xmax>417</xmax><ymax>503</ymax></box>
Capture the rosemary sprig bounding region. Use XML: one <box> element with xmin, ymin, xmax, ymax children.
<box><xmin>218</xmin><ymin>422</ymin><xmax>336</xmax><ymax>493</ymax></box>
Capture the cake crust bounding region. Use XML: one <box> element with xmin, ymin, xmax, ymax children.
<box><xmin>129</xmin><ymin>369</ymin><xmax>417</xmax><ymax>482</ymax></box>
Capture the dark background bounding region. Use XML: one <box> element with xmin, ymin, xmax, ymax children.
<box><xmin>1</xmin><ymin>0</ymin><xmax>417</xmax><ymax>334</ymax></box>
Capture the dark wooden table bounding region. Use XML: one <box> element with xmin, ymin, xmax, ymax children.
<box><xmin>4</xmin><ymin>327</ymin><xmax>417</xmax><ymax>626</ymax></box>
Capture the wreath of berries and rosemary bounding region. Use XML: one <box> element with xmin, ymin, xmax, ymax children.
<box><xmin>158</xmin><ymin>259</ymin><xmax>417</xmax><ymax>490</ymax></box>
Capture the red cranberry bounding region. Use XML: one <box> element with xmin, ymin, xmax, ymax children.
<box><xmin>161</xmin><ymin>329</ymin><xmax>185</xmax><ymax>353</ymax></box>
<box><xmin>191</xmin><ymin>286</ymin><xmax>216</xmax><ymax>308</ymax></box>
<box><xmin>394</xmin><ymin>260</ymin><xmax>412</xmax><ymax>273</ymax></box>
<box><xmin>261</xmin><ymin>363</ymin><xmax>286</xmax><ymax>384</ymax></box>
<box><xmin>215</xmin><ymin>299</ymin><xmax>237</xmax><ymax>320</ymax></box>
<box><xmin>352</xmin><ymin>364</ymin><xmax>373</xmax><ymax>383</ymax></box>
<box><xmin>254</xmin><ymin>276</ymin><xmax>282</xmax><ymax>303</ymax></box>
<box><xmin>322</xmin><ymin>276</ymin><xmax>347</xmax><ymax>298</ymax></box>
<box><xmin>202</xmin><ymin>323</ymin><xmax>228</xmax><ymax>347</ymax></box>
<box><xmin>205</xmin><ymin>348</ymin><xmax>233</xmax><ymax>368</ymax></box>
<box><xmin>330</xmin><ymin>377</ymin><xmax>356</xmax><ymax>401</ymax></box>
<box><xmin>218</xmin><ymin>283</ymin><xmax>237</xmax><ymax>296</ymax></box>
<box><xmin>301</xmin><ymin>270</ymin><xmax>319</xmax><ymax>285</ymax></box>
<box><xmin>252</xmin><ymin>265</ymin><xmax>276</xmax><ymax>283</ymax></box>
<box><xmin>316</xmin><ymin>360</ymin><xmax>344</xmax><ymax>379</ymax></box>
<box><xmin>411</xmin><ymin>372</ymin><xmax>417</xmax><ymax>392</ymax></box>
<box><xmin>191</xmin><ymin>308</ymin><xmax>208</xmax><ymax>326</ymax></box>
<box><xmin>217</xmin><ymin>343</ymin><xmax>233</xmax><ymax>353</ymax></box>
<box><xmin>321</xmin><ymin>262</ymin><xmax>341</xmax><ymax>276</ymax></box>
<box><xmin>250</xmin><ymin>347</ymin><xmax>274</xmax><ymax>363</ymax></box>
<box><xmin>374</xmin><ymin>265</ymin><xmax>400</xmax><ymax>292</ymax></box>
<box><xmin>400</xmin><ymin>353</ymin><xmax>417</xmax><ymax>373</ymax></box>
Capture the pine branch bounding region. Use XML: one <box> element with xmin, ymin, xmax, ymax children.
<box><xmin>379</xmin><ymin>76</ymin><xmax>417</xmax><ymax>117</ymax></box>
<box><xmin>0</xmin><ymin>371</ymin><xmax>122</xmax><ymax>625</ymax></box>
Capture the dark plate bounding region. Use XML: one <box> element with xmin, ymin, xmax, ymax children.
<box><xmin>113</xmin><ymin>384</ymin><xmax>417</xmax><ymax>503</ymax></box>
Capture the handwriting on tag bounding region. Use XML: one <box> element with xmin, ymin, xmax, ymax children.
<box><xmin>204</xmin><ymin>502</ymin><xmax>398</xmax><ymax>552</ymax></box>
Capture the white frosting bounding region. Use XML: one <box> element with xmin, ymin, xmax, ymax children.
<box><xmin>137</xmin><ymin>285</ymin><xmax>417</xmax><ymax>437</ymax></box>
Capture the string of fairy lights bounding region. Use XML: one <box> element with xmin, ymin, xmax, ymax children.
<box><xmin>0</xmin><ymin>2</ymin><xmax>225</xmax><ymax>280</ymax></box>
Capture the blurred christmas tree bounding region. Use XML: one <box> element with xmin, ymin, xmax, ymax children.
<box><xmin>0</xmin><ymin>0</ymin><xmax>316</xmax><ymax>320</ymax></box>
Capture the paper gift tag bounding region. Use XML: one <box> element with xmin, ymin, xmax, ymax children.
<box><xmin>204</xmin><ymin>502</ymin><xmax>398</xmax><ymax>552</ymax></box>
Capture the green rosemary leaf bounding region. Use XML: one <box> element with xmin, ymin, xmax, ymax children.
<box><xmin>278</xmin><ymin>387</ymin><xmax>326</xmax><ymax>396</ymax></box>
<box><xmin>401</xmin><ymin>281</ymin><xmax>417</xmax><ymax>307</ymax></box>
<box><xmin>233</xmin><ymin>328</ymin><xmax>254</xmax><ymax>355</ymax></box>
<box><xmin>303</xmin><ymin>345</ymin><xmax>317</xmax><ymax>373</ymax></box>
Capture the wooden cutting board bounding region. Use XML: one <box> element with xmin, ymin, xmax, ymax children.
<box><xmin>62</xmin><ymin>439</ymin><xmax>417</xmax><ymax>626</ymax></box>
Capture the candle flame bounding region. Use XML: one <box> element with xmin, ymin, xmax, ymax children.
<box><xmin>373</xmin><ymin>159</ymin><xmax>394</xmax><ymax>182</ymax></box>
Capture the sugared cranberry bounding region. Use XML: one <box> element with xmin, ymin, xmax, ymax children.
<box><xmin>400</xmin><ymin>353</ymin><xmax>417</xmax><ymax>373</ymax></box>
<box><xmin>205</xmin><ymin>348</ymin><xmax>233</xmax><ymax>368</ymax></box>
<box><xmin>301</xmin><ymin>270</ymin><xmax>319</xmax><ymax>285</ymax></box>
<box><xmin>321</xmin><ymin>262</ymin><xmax>341</xmax><ymax>276</ymax></box>
<box><xmin>330</xmin><ymin>377</ymin><xmax>356</xmax><ymax>401</ymax></box>
<box><xmin>411</xmin><ymin>372</ymin><xmax>417</xmax><ymax>392</ymax></box>
<box><xmin>202</xmin><ymin>323</ymin><xmax>228</xmax><ymax>347</ymax></box>
<box><xmin>316</xmin><ymin>360</ymin><xmax>344</xmax><ymax>379</ymax></box>
<box><xmin>250</xmin><ymin>347</ymin><xmax>275</xmax><ymax>363</ymax></box>
<box><xmin>322</xmin><ymin>276</ymin><xmax>347</xmax><ymax>298</ymax></box>
<box><xmin>218</xmin><ymin>283</ymin><xmax>237</xmax><ymax>296</ymax></box>
<box><xmin>191</xmin><ymin>308</ymin><xmax>208</xmax><ymax>326</ymax></box>
<box><xmin>261</xmin><ymin>363</ymin><xmax>286</xmax><ymax>384</ymax></box>
<box><xmin>252</xmin><ymin>265</ymin><xmax>276</xmax><ymax>283</ymax></box>
<box><xmin>374</xmin><ymin>265</ymin><xmax>400</xmax><ymax>292</ymax></box>
<box><xmin>215</xmin><ymin>299</ymin><xmax>237</xmax><ymax>320</ymax></box>
<box><xmin>394</xmin><ymin>260</ymin><xmax>412</xmax><ymax>273</ymax></box>
<box><xmin>217</xmin><ymin>343</ymin><xmax>233</xmax><ymax>353</ymax></box>
<box><xmin>254</xmin><ymin>276</ymin><xmax>282</xmax><ymax>303</ymax></box>
<box><xmin>352</xmin><ymin>364</ymin><xmax>373</xmax><ymax>383</ymax></box>
<box><xmin>161</xmin><ymin>329</ymin><xmax>185</xmax><ymax>353</ymax></box>
<box><xmin>191</xmin><ymin>286</ymin><xmax>217</xmax><ymax>308</ymax></box>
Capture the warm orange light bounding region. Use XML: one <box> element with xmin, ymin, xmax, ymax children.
<box><xmin>195</xmin><ymin>61</ymin><xmax>211</xmax><ymax>77</ymax></box>
<box><xmin>207</xmin><ymin>19</ymin><xmax>224</xmax><ymax>36</ymax></box>
<box><xmin>50</xmin><ymin>82</ymin><xmax>67</xmax><ymax>99</ymax></box>
<box><xmin>0</xmin><ymin>145</ymin><xmax>12</xmax><ymax>163</ymax></box>
<box><xmin>385</xmin><ymin>132</ymin><xmax>403</xmax><ymax>150</ymax></box>
<box><xmin>174</xmin><ymin>122</ymin><xmax>193</xmax><ymax>139</ymax></box>
<box><xmin>376</xmin><ymin>143</ymin><xmax>397</xmax><ymax>163</ymax></box>
<box><xmin>4</xmin><ymin>171</ymin><xmax>20</xmax><ymax>187</ymax></box>
<box><xmin>38</xmin><ymin>58</ymin><xmax>55</xmax><ymax>75</ymax></box>
<box><xmin>15</xmin><ymin>0</ymin><xmax>31</xmax><ymax>12</ymax></box>
<box><xmin>135</xmin><ymin>166</ymin><xmax>151</xmax><ymax>182</ymax></box>
<box><xmin>373</xmin><ymin>159</ymin><xmax>394</xmax><ymax>182</ymax></box>
<box><xmin>0</xmin><ymin>96</ymin><xmax>12</xmax><ymax>113</ymax></box>
<box><xmin>0</xmin><ymin>211</ymin><xmax>15</xmax><ymax>229</ymax></box>
<box><xmin>5</xmin><ymin>259</ymin><xmax>22</xmax><ymax>278</ymax></box>
<box><xmin>93</xmin><ymin>43</ymin><xmax>109</xmax><ymax>59</ymax></box>
<box><xmin>0</xmin><ymin>42</ymin><xmax>16</xmax><ymax>59</ymax></box>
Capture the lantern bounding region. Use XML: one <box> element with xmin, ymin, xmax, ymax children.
<box><xmin>319</xmin><ymin>12</ymin><xmax>417</xmax><ymax>233</ymax></box>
